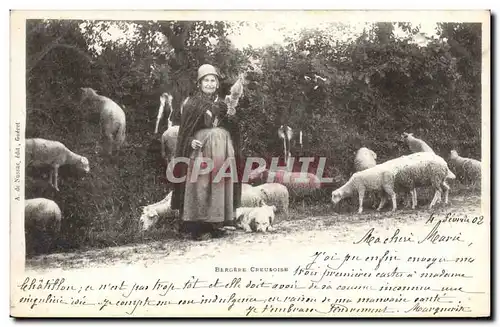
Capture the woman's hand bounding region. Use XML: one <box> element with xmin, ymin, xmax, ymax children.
<box><xmin>191</xmin><ymin>139</ymin><xmax>203</xmax><ymax>150</ymax></box>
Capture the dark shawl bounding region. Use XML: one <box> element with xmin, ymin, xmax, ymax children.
<box><xmin>171</xmin><ymin>92</ymin><xmax>243</xmax><ymax>211</ymax></box>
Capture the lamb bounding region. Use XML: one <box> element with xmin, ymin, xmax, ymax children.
<box><xmin>331</xmin><ymin>152</ymin><xmax>453</xmax><ymax>213</ymax></box>
<box><xmin>25</xmin><ymin>138</ymin><xmax>90</xmax><ymax>191</ymax></box>
<box><xmin>235</xmin><ymin>202</ymin><xmax>276</xmax><ymax>233</ymax></box>
<box><xmin>80</xmin><ymin>87</ymin><xmax>126</xmax><ymax>155</ymax></box>
<box><xmin>254</xmin><ymin>183</ymin><xmax>289</xmax><ymax>218</ymax></box>
<box><xmin>139</xmin><ymin>191</ymin><xmax>179</xmax><ymax>231</ymax></box>
<box><xmin>401</xmin><ymin>132</ymin><xmax>435</xmax><ymax>153</ymax></box>
<box><xmin>449</xmin><ymin>150</ymin><xmax>481</xmax><ymax>186</ymax></box>
<box><xmin>24</xmin><ymin>198</ymin><xmax>62</xmax><ymax>254</ymax></box>
<box><xmin>354</xmin><ymin>147</ymin><xmax>377</xmax><ymax>172</ymax></box>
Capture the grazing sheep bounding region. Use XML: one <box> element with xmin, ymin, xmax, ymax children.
<box><xmin>235</xmin><ymin>202</ymin><xmax>276</xmax><ymax>233</ymax></box>
<box><xmin>353</xmin><ymin>147</ymin><xmax>379</xmax><ymax>207</ymax></box>
<box><xmin>80</xmin><ymin>87</ymin><xmax>126</xmax><ymax>155</ymax></box>
<box><xmin>240</xmin><ymin>183</ymin><xmax>264</xmax><ymax>207</ymax></box>
<box><xmin>401</xmin><ymin>132</ymin><xmax>435</xmax><ymax>153</ymax></box>
<box><xmin>391</xmin><ymin>152</ymin><xmax>456</xmax><ymax>209</ymax></box>
<box><xmin>331</xmin><ymin>152</ymin><xmax>453</xmax><ymax>213</ymax></box>
<box><xmin>24</xmin><ymin>198</ymin><xmax>62</xmax><ymax>255</ymax></box>
<box><xmin>254</xmin><ymin>183</ymin><xmax>289</xmax><ymax>218</ymax></box>
<box><xmin>448</xmin><ymin>150</ymin><xmax>482</xmax><ymax>186</ymax></box>
<box><xmin>25</xmin><ymin>138</ymin><xmax>90</xmax><ymax>191</ymax></box>
<box><xmin>354</xmin><ymin>147</ymin><xmax>377</xmax><ymax>172</ymax></box>
<box><xmin>139</xmin><ymin>191</ymin><xmax>179</xmax><ymax>231</ymax></box>
<box><xmin>248</xmin><ymin>169</ymin><xmax>321</xmax><ymax>198</ymax></box>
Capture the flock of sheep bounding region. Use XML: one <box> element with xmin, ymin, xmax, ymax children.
<box><xmin>22</xmin><ymin>77</ymin><xmax>482</xmax><ymax>254</ymax></box>
<box><xmin>24</xmin><ymin>87</ymin><xmax>126</xmax><ymax>254</ymax></box>
<box><xmin>139</xmin><ymin>131</ymin><xmax>482</xmax><ymax>233</ymax></box>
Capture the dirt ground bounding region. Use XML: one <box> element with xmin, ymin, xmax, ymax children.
<box><xmin>25</xmin><ymin>190</ymin><xmax>484</xmax><ymax>273</ymax></box>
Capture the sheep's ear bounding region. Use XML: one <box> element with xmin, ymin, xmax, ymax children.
<box><xmin>258</xmin><ymin>198</ymin><xmax>265</xmax><ymax>206</ymax></box>
<box><xmin>272</xmin><ymin>205</ymin><xmax>277</xmax><ymax>213</ymax></box>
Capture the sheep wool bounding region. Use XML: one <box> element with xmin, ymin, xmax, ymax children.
<box><xmin>240</xmin><ymin>183</ymin><xmax>264</xmax><ymax>207</ymax></box>
<box><xmin>24</xmin><ymin>198</ymin><xmax>62</xmax><ymax>254</ymax></box>
<box><xmin>161</xmin><ymin>125</ymin><xmax>179</xmax><ymax>163</ymax></box>
<box><xmin>80</xmin><ymin>87</ymin><xmax>126</xmax><ymax>155</ymax></box>
<box><xmin>393</xmin><ymin>152</ymin><xmax>455</xmax><ymax>210</ymax></box>
<box><xmin>25</xmin><ymin>138</ymin><xmax>90</xmax><ymax>191</ymax></box>
<box><xmin>449</xmin><ymin>150</ymin><xmax>481</xmax><ymax>185</ymax></box>
<box><xmin>354</xmin><ymin>147</ymin><xmax>377</xmax><ymax>172</ymax></box>
<box><xmin>402</xmin><ymin>132</ymin><xmax>435</xmax><ymax>153</ymax></box>
<box><xmin>331</xmin><ymin>152</ymin><xmax>452</xmax><ymax>213</ymax></box>
<box><xmin>139</xmin><ymin>191</ymin><xmax>179</xmax><ymax>231</ymax></box>
<box><xmin>254</xmin><ymin>183</ymin><xmax>289</xmax><ymax>218</ymax></box>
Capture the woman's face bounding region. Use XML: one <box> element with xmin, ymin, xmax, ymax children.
<box><xmin>200</xmin><ymin>74</ymin><xmax>218</xmax><ymax>95</ymax></box>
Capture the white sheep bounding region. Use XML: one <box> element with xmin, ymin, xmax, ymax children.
<box><xmin>235</xmin><ymin>203</ymin><xmax>276</xmax><ymax>233</ymax></box>
<box><xmin>139</xmin><ymin>191</ymin><xmax>179</xmax><ymax>231</ymax></box>
<box><xmin>331</xmin><ymin>152</ymin><xmax>453</xmax><ymax>213</ymax></box>
<box><xmin>24</xmin><ymin>198</ymin><xmax>62</xmax><ymax>254</ymax></box>
<box><xmin>402</xmin><ymin>132</ymin><xmax>435</xmax><ymax>153</ymax></box>
<box><xmin>354</xmin><ymin>147</ymin><xmax>377</xmax><ymax>172</ymax></box>
<box><xmin>248</xmin><ymin>169</ymin><xmax>321</xmax><ymax>198</ymax></box>
<box><xmin>449</xmin><ymin>149</ymin><xmax>481</xmax><ymax>186</ymax></box>
<box><xmin>26</xmin><ymin>138</ymin><xmax>90</xmax><ymax>191</ymax></box>
<box><xmin>161</xmin><ymin>126</ymin><xmax>179</xmax><ymax>165</ymax></box>
<box><xmin>254</xmin><ymin>183</ymin><xmax>289</xmax><ymax>218</ymax></box>
<box><xmin>391</xmin><ymin>152</ymin><xmax>456</xmax><ymax>209</ymax></box>
<box><xmin>240</xmin><ymin>183</ymin><xmax>264</xmax><ymax>207</ymax></box>
<box><xmin>80</xmin><ymin>87</ymin><xmax>126</xmax><ymax>155</ymax></box>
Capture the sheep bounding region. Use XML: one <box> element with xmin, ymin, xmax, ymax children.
<box><xmin>240</xmin><ymin>183</ymin><xmax>264</xmax><ymax>207</ymax></box>
<box><xmin>354</xmin><ymin>147</ymin><xmax>377</xmax><ymax>172</ymax></box>
<box><xmin>391</xmin><ymin>152</ymin><xmax>456</xmax><ymax>209</ymax></box>
<box><xmin>449</xmin><ymin>150</ymin><xmax>481</xmax><ymax>186</ymax></box>
<box><xmin>235</xmin><ymin>202</ymin><xmax>277</xmax><ymax>233</ymax></box>
<box><xmin>353</xmin><ymin>147</ymin><xmax>379</xmax><ymax>207</ymax></box>
<box><xmin>247</xmin><ymin>169</ymin><xmax>321</xmax><ymax>199</ymax></box>
<box><xmin>401</xmin><ymin>132</ymin><xmax>435</xmax><ymax>153</ymax></box>
<box><xmin>254</xmin><ymin>183</ymin><xmax>289</xmax><ymax>218</ymax></box>
<box><xmin>80</xmin><ymin>87</ymin><xmax>126</xmax><ymax>156</ymax></box>
<box><xmin>25</xmin><ymin>138</ymin><xmax>90</xmax><ymax>191</ymax></box>
<box><xmin>139</xmin><ymin>191</ymin><xmax>179</xmax><ymax>231</ymax></box>
<box><xmin>331</xmin><ymin>152</ymin><xmax>453</xmax><ymax>213</ymax></box>
<box><xmin>24</xmin><ymin>198</ymin><xmax>62</xmax><ymax>255</ymax></box>
<box><xmin>161</xmin><ymin>126</ymin><xmax>179</xmax><ymax>164</ymax></box>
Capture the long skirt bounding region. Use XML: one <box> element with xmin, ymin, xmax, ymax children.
<box><xmin>182</xmin><ymin>127</ymin><xmax>236</xmax><ymax>226</ymax></box>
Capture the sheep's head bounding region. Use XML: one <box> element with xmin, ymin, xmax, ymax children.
<box><xmin>79</xmin><ymin>87</ymin><xmax>98</xmax><ymax>101</ymax></box>
<box><xmin>401</xmin><ymin>132</ymin><xmax>415</xmax><ymax>142</ymax></box>
<box><xmin>331</xmin><ymin>190</ymin><xmax>343</xmax><ymax>205</ymax></box>
<box><xmin>450</xmin><ymin>150</ymin><xmax>459</xmax><ymax>159</ymax></box>
<box><xmin>78</xmin><ymin>156</ymin><xmax>90</xmax><ymax>173</ymax></box>
<box><xmin>139</xmin><ymin>207</ymin><xmax>159</xmax><ymax>231</ymax></box>
<box><xmin>247</xmin><ymin>167</ymin><xmax>269</xmax><ymax>186</ymax></box>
